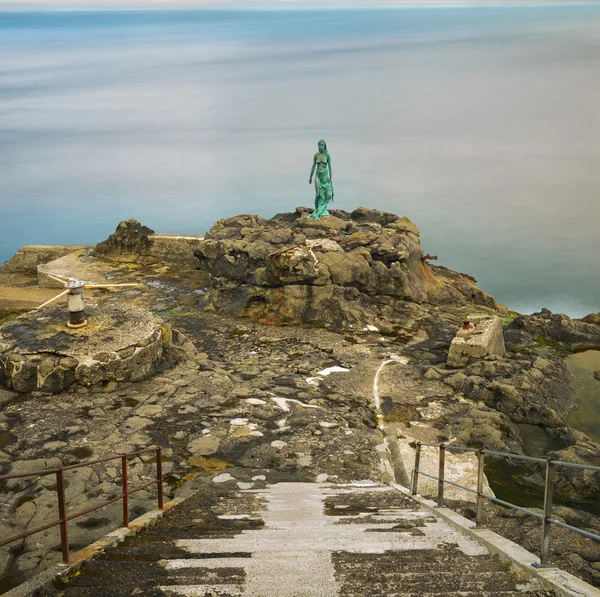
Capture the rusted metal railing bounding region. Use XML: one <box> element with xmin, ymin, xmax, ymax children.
<box><xmin>0</xmin><ymin>446</ymin><xmax>164</xmax><ymax>565</ymax></box>
<box><xmin>410</xmin><ymin>442</ymin><xmax>600</xmax><ymax>568</ymax></box>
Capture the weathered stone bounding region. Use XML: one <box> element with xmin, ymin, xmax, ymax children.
<box><xmin>187</xmin><ymin>435</ymin><xmax>221</xmax><ymax>455</ymax></box>
<box><xmin>447</xmin><ymin>315</ymin><xmax>506</xmax><ymax>369</ymax></box>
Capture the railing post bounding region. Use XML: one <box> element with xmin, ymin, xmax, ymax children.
<box><xmin>56</xmin><ymin>468</ymin><xmax>70</xmax><ymax>565</ymax></box>
<box><xmin>121</xmin><ymin>454</ymin><xmax>129</xmax><ymax>528</ymax></box>
<box><xmin>156</xmin><ymin>446</ymin><xmax>164</xmax><ymax>510</ymax></box>
<box><xmin>475</xmin><ymin>448</ymin><xmax>485</xmax><ymax>529</ymax></box>
<box><xmin>438</xmin><ymin>444</ymin><xmax>445</xmax><ymax>505</ymax></box>
<box><xmin>534</xmin><ymin>457</ymin><xmax>555</xmax><ymax>568</ymax></box>
<box><xmin>411</xmin><ymin>442</ymin><xmax>421</xmax><ymax>495</ymax></box>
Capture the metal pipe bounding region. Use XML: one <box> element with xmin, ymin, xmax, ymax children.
<box><xmin>476</xmin><ymin>448</ymin><xmax>485</xmax><ymax>529</ymax></box>
<box><xmin>535</xmin><ymin>458</ymin><xmax>555</xmax><ymax>568</ymax></box>
<box><xmin>121</xmin><ymin>454</ymin><xmax>129</xmax><ymax>528</ymax></box>
<box><xmin>156</xmin><ymin>447</ymin><xmax>164</xmax><ymax>509</ymax></box>
<box><xmin>482</xmin><ymin>449</ymin><xmax>546</xmax><ymax>464</ymax></box>
<box><xmin>411</xmin><ymin>442</ymin><xmax>421</xmax><ymax>495</ymax></box>
<box><xmin>549</xmin><ymin>519</ymin><xmax>600</xmax><ymax>542</ymax></box>
<box><xmin>482</xmin><ymin>494</ymin><xmax>545</xmax><ymax>519</ymax></box>
<box><xmin>56</xmin><ymin>468</ymin><xmax>70</xmax><ymax>565</ymax></box>
<box><xmin>438</xmin><ymin>444</ymin><xmax>445</xmax><ymax>505</ymax></box>
<box><xmin>551</xmin><ymin>460</ymin><xmax>600</xmax><ymax>472</ymax></box>
<box><xmin>442</xmin><ymin>478</ymin><xmax>478</xmax><ymax>494</ymax></box>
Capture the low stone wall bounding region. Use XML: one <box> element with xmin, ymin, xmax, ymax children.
<box><xmin>147</xmin><ymin>234</ymin><xmax>204</xmax><ymax>267</ymax></box>
<box><xmin>4</xmin><ymin>245</ymin><xmax>88</xmax><ymax>274</ymax></box>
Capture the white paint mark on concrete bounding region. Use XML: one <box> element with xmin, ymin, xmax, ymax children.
<box><xmin>271</xmin><ymin>397</ymin><xmax>321</xmax><ymax>412</ymax></box>
<box><xmin>212</xmin><ymin>473</ymin><xmax>235</xmax><ymax>484</ymax></box>
<box><xmin>271</xmin><ymin>440</ymin><xmax>287</xmax><ymax>450</ymax></box>
<box><xmin>317</xmin><ymin>366</ymin><xmax>350</xmax><ymax>376</ymax></box>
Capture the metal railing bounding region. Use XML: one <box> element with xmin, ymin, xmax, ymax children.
<box><xmin>0</xmin><ymin>446</ymin><xmax>164</xmax><ymax>565</ymax></box>
<box><xmin>411</xmin><ymin>442</ymin><xmax>600</xmax><ymax>568</ymax></box>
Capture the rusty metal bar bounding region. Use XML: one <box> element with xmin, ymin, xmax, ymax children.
<box><xmin>437</xmin><ymin>444</ymin><xmax>445</xmax><ymax>505</ymax></box>
<box><xmin>121</xmin><ymin>454</ymin><xmax>129</xmax><ymax>528</ymax></box>
<box><xmin>0</xmin><ymin>468</ymin><xmax>60</xmax><ymax>481</ymax></box>
<box><xmin>0</xmin><ymin>519</ymin><xmax>64</xmax><ymax>548</ymax></box>
<box><xmin>62</xmin><ymin>454</ymin><xmax>123</xmax><ymax>470</ymax></box>
<box><xmin>56</xmin><ymin>468</ymin><xmax>70</xmax><ymax>565</ymax></box>
<box><xmin>0</xmin><ymin>445</ymin><xmax>165</xmax><ymax>560</ymax></box>
<box><xmin>128</xmin><ymin>480</ymin><xmax>158</xmax><ymax>496</ymax></box>
<box><xmin>476</xmin><ymin>448</ymin><xmax>485</xmax><ymax>529</ymax></box>
<box><xmin>156</xmin><ymin>447</ymin><xmax>164</xmax><ymax>509</ymax></box>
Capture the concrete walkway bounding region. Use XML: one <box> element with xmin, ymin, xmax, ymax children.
<box><xmin>36</xmin><ymin>482</ymin><xmax>555</xmax><ymax>597</ymax></box>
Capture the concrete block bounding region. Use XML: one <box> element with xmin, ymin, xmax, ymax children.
<box><xmin>447</xmin><ymin>314</ymin><xmax>505</xmax><ymax>368</ymax></box>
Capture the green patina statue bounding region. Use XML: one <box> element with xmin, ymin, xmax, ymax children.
<box><xmin>307</xmin><ymin>139</ymin><xmax>334</xmax><ymax>221</ymax></box>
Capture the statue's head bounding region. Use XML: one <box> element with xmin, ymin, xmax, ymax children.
<box><xmin>318</xmin><ymin>139</ymin><xmax>327</xmax><ymax>152</ymax></box>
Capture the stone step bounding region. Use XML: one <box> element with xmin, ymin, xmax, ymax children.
<box><xmin>33</xmin><ymin>484</ymin><xmax>556</xmax><ymax>597</ymax></box>
<box><xmin>159</xmin><ymin>586</ymin><xmax>243</xmax><ymax>596</ymax></box>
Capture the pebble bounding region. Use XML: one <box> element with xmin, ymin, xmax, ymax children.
<box><xmin>271</xmin><ymin>440</ymin><xmax>287</xmax><ymax>450</ymax></box>
<box><xmin>178</xmin><ymin>404</ymin><xmax>198</xmax><ymax>415</ymax></box>
<box><xmin>316</xmin><ymin>473</ymin><xmax>329</xmax><ymax>482</ymax></box>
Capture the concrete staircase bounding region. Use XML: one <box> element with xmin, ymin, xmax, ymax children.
<box><xmin>37</xmin><ymin>482</ymin><xmax>555</xmax><ymax>597</ymax></box>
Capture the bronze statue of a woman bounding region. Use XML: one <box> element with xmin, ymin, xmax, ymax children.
<box><xmin>307</xmin><ymin>139</ymin><xmax>334</xmax><ymax>221</ymax></box>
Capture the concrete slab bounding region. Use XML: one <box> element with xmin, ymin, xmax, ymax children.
<box><xmin>4</xmin><ymin>245</ymin><xmax>88</xmax><ymax>274</ymax></box>
<box><xmin>37</xmin><ymin>249</ymin><xmax>110</xmax><ymax>288</ymax></box>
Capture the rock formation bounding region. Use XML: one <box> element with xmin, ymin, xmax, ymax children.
<box><xmin>193</xmin><ymin>207</ymin><xmax>506</xmax><ymax>331</ymax></box>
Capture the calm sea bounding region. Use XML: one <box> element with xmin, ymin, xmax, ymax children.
<box><xmin>1</xmin><ymin>6</ymin><xmax>599</xmax><ymax>317</ymax></box>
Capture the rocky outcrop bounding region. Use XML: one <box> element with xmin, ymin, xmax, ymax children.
<box><xmin>93</xmin><ymin>219</ymin><xmax>155</xmax><ymax>264</ymax></box>
<box><xmin>505</xmin><ymin>308</ymin><xmax>600</xmax><ymax>352</ymax></box>
<box><xmin>92</xmin><ymin>220</ymin><xmax>204</xmax><ymax>267</ymax></box>
<box><xmin>193</xmin><ymin>208</ymin><xmax>505</xmax><ymax>330</ymax></box>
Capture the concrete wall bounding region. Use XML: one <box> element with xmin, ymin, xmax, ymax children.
<box><xmin>147</xmin><ymin>234</ymin><xmax>204</xmax><ymax>267</ymax></box>
<box><xmin>5</xmin><ymin>245</ymin><xmax>88</xmax><ymax>274</ymax></box>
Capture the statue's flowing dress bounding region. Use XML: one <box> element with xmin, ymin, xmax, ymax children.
<box><xmin>309</xmin><ymin>153</ymin><xmax>334</xmax><ymax>220</ymax></box>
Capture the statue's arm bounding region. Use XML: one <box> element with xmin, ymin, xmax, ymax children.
<box><xmin>309</xmin><ymin>154</ymin><xmax>317</xmax><ymax>183</ymax></box>
<box><xmin>328</xmin><ymin>152</ymin><xmax>332</xmax><ymax>180</ymax></box>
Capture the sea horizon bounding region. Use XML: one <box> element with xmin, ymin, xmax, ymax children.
<box><xmin>1</xmin><ymin>4</ymin><xmax>599</xmax><ymax>318</ymax></box>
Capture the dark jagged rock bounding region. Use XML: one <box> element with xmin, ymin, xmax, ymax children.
<box><xmin>92</xmin><ymin>219</ymin><xmax>155</xmax><ymax>264</ymax></box>
<box><xmin>506</xmin><ymin>308</ymin><xmax>600</xmax><ymax>352</ymax></box>
<box><xmin>193</xmin><ymin>208</ymin><xmax>505</xmax><ymax>330</ymax></box>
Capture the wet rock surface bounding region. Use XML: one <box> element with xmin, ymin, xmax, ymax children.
<box><xmin>1</xmin><ymin>215</ymin><xmax>599</xmax><ymax>593</ymax></box>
